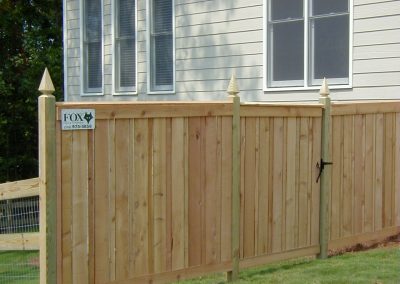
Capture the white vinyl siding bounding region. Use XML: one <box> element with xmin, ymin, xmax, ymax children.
<box><xmin>114</xmin><ymin>0</ymin><xmax>137</xmax><ymax>94</ymax></box>
<box><xmin>148</xmin><ymin>0</ymin><xmax>175</xmax><ymax>93</ymax></box>
<box><xmin>63</xmin><ymin>0</ymin><xmax>400</xmax><ymax>101</ymax></box>
<box><xmin>82</xmin><ymin>0</ymin><xmax>103</xmax><ymax>94</ymax></box>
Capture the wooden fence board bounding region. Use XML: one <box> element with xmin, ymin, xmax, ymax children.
<box><xmin>171</xmin><ymin>118</ymin><xmax>186</xmax><ymax>269</ymax></box>
<box><xmin>108</xmin><ymin>120</ymin><xmax>116</xmax><ymax>281</ymax></box>
<box><xmin>285</xmin><ymin>118</ymin><xmax>297</xmax><ymax>250</ymax></box>
<box><xmin>396</xmin><ymin>114</ymin><xmax>400</xmax><ymax>226</ymax></box>
<box><xmin>272</xmin><ymin>118</ymin><xmax>284</xmax><ymax>253</ymax></box>
<box><xmin>364</xmin><ymin>114</ymin><xmax>375</xmax><ymax>233</ymax></box>
<box><xmin>204</xmin><ymin>117</ymin><xmax>220</xmax><ymax>264</ymax></box>
<box><xmin>374</xmin><ymin>114</ymin><xmax>384</xmax><ymax>231</ymax></box>
<box><xmin>93</xmin><ymin>120</ymin><xmax>111</xmax><ymax>284</ymax></box>
<box><xmin>115</xmin><ymin>119</ymin><xmax>130</xmax><ymax>280</ymax></box>
<box><xmin>384</xmin><ymin>114</ymin><xmax>394</xmax><ymax>227</ymax></box>
<box><xmin>330</xmin><ymin>116</ymin><xmax>342</xmax><ymax>240</ymax></box>
<box><xmin>0</xmin><ymin>233</ymin><xmax>39</xmax><ymax>250</ymax></box>
<box><xmin>243</xmin><ymin>118</ymin><xmax>256</xmax><ymax>258</ymax></box>
<box><xmin>61</xmin><ymin>131</ymin><xmax>72</xmax><ymax>284</ymax></box>
<box><xmin>298</xmin><ymin>118</ymin><xmax>309</xmax><ymax>247</ymax></box>
<box><xmin>353</xmin><ymin>115</ymin><xmax>365</xmax><ymax>235</ymax></box>
<box><xmin>188</xmin><ymin>117</ymin><xmax>202</xmax><ymax>267</ymax></box>
<box><xmin>132</xmin><ymin>119</ymin><xmax>149</xmax><ymax>276</ymax></box>
<box><xmin>257</xmin><ymin>118</ymin><xmax>270</xmax><ymax>255</ymax></box>
<box><xmin>153</xmin><ymin>118</ymin><xmax>168</xmax><ymax>273</ymax></box>
<box><xmin>311</xmin><ymin>117</ymin><xmax>321</xmax><ymax>246</ymax></box>
<box><xmin>342</xmin><ymin>116</ymin><xmax>353</xmax><ymax>237</ymax></box>
<box><xmin>0</xmin><ymin>178</ymin><xmax>39</xmax><ymax>201</ymax></box>
<box><xmin>72</xmin><ymin>130</ymin><xmax>89</xmax><ymax>284</ymax></box>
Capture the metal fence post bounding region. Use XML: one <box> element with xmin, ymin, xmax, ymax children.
<box><xmin>38</xmin><ymin>68</ymin><xmax>57</xmax><ymax>283</ymax></box>
<box><xmin>318</xmin><ymin>78</ymin><xmax>332</xmax><ymax>259</ymax></box>
<box><xmin>227</xmin><ymin>74</ymin><xmax>240</xmax><ymax>281</ymax></box>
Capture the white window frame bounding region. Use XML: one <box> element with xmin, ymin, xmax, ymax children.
<box><xmin>146</xmin><ymin>0</ymin><xmax>175</xmax><ymax>94</ymax></box>
<box><xmin>263</xmin><ymin>0</ymin><xmax>353</xmax><ymax>92</ymax></box>
<box><xmin>112</xmin><ymin>0</ymin><xmax>138</xmax><ymax>96</ymax></box>
<box><xmin>80</xmin><ymin>0</ymin><xmax>104</xmax><ymax>96</ymax></box>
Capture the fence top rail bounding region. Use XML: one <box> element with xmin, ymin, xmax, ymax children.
<box><xmin>56</xmin><ymin>101</ymin><xmax>234</xmax><ymax>119</ymax></box>
<box><xmin>240</xmin><ymin>103</ymin><xmax>323</xmax><ymax>117</ymax></box>
<box><xmin>0</xmin><ymin>178</ymin><xmax>39</xmax><ymax>201</ymax></box>
<box><xmin>331</xmin><ymin>100</ymin><xmax>400</xmax><ymax>116</ymax></box>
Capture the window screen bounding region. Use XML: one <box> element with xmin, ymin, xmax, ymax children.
<box><xmin>267</xmin><ymin>0</ymin><xmax>350</xmax><ymax>88</ymax></box>
<box><xmin>150</xmin><ymin>0</ymin><xmax>173</xmax><ymax>91</ymax></box>
<box><xmin>115</xmin><ymin>0</ymin><xmax>136</xmax><ymax>92</ymax></box>
<box><xmin>84</xmin><ymin>0</ymin><xmax>102</xmax><ymax>92</ymax></box>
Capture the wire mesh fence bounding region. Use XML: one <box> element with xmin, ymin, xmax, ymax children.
<box><xmin>0</xmin><ymin>196</ymin><xmax>40</xmax><ymax>283</ymax></box>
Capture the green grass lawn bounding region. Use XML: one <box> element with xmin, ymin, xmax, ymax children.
<box><xmin>0</xmin><ymin>251</ymin><xmax>39</xmax><ymax>284</ymax></box>
<box><xmin>178</xmin><ymin>246</ymin><xmax>400</xmax><ymax>284</ymax></box>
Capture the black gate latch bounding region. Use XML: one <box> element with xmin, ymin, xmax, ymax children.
<box><xmin>316</xmin><ymin>159</ymin><xmax>333</xmax><ymax>183</ymax></box>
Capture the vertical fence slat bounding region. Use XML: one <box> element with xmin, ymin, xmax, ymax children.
<box><xmin>115</xmin><ymin>119</ymin><xmax>130</xmax><ymax>280</ymax></box>
<box><xmin>61</xmin><ymin>131</ymin><xmax>73</xmax><ymax>284</ymax></box>
<box><xmin>342</xmin><ymin>116</ymin><xmax>353</xmax><ymax>237</ymax></box>
<box><xmin>94</xmin><ymin>120</ymin><xmax>110</xmax><ymax>284</ymax></box>
<box><xmin>153</xmin><ymin>118</ymin><xmax>167</xmax><ymax>273</ymax></box>
<box><xmin>374</xmin><ymin>114</ymin><xmax>384</xmax><ymax>231</ymax></box>
<box><xmin>243</xmin><ymin>118</ymin><xmax>256</xmax><ymax>258</ymax></box>
<box><xmin>395</xmin><ymin>113</ymin><xmax>400</xmax><ymax>227</ymax></box>
<box><xmin>285</xmin><ymin>118</ymin><xmax>297</xmax><ymax>250</ymax></box>
<box><xmin>364</xmin><ymin>114</ymin><xmax>375</xmax><ymax>233</ymax></box>
<box><xmin>171</xmin><ymin>118</ymin><xmax>186</xmax><ymax>269</ymax></box>
<box><xmin>257</xmin><ymin>118</ymin><xmax>270</xmax><ymax>255</ymax></box>
<box><xmin>132</xmin><ymin>119</ymin><xmax>149</xmax><ymax>275</ymax></box>
<box><xmin>188</xmin><ymin>118</ymin><xmax>202</xmax><ymax>267</ymax></box>
<box><xmin>298</xmin><ymin>118</ymin><xmax>309</xmax><ymax>248</ymax></box>
<box><xmin>384</xmin><ymin>114</ymin><xmax>394</xmax><ymax>227</ymax></box>
<box><xmin>72</xmin><ymin>131</ymin><xmax>89</xmax><ymax>284</ymax></box>
<box><xmin>354</xmin><ymin>115</ymin><xmax>365</xmax><ymax>234</ymax></box>
<box><xmin>272</xmin><ymin>118</ymin><xmax>284</xmax><ymax>253</ymax></box>
<box><xmin>311</xmin><ymin>117</ymin><xmax>321</xmax><ymax>246</ymax></box>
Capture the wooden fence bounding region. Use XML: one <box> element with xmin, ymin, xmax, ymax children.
<box><xmin>0</xmin><ymin>178</ymin><xmax>40</xmax><ymax>251</ymax></box>
<box><xmin>38</xmin><ymin>92</ymin><xmax>400</xmax><ymax>283</ymax></box>
<box><xmin>329</xmin><ymin>102</ymin><xmax>400</xmax><ymax>249</ymax></box>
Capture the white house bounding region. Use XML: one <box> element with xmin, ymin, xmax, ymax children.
<box><xmin>63</xmin><ymin>0</ymin><xmax>400</xmax><ymax>102</ymax></box>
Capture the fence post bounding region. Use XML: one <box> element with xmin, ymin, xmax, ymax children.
<box><xmin>318</xmin><ymin>78</ymin><xmax>332</xmax><ymax>259</ymax></box>
<box><xmin>227</xmin><ymin>74</ymin><xmax>240</xmax><ymax>281</ymax></box>
<box><xmin>38</xmin><ymin>68</ymin><xmax>57</xmax><ymax>284</ymax></box>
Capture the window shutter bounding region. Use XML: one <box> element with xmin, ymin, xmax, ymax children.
<box><xmin>150</xmin><ymin>0</ymin><xmax>173</xmax><ymax>91</ymax></box>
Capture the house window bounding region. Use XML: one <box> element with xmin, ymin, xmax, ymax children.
<box><xmin>266</xmin><ymin>0</ymin><xmax>350</xmax><ymax>88</ymax></box>
<box><xmin>114</xmin><ymin>0</ymin><xmax>136</xmax><ymax>93</ymax></box>
<box><xmin>148</xmin><ymin>0</ymin><xmax>174</xmax><ymax>92</ymax></box>
<box><xmin>83</xmin><ymin>0</ymin><xmax>102</xmax><ymax>93</ymax></box>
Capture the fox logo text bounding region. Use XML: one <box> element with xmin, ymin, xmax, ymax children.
<box><xmin>61</xmin><ymin>109</ymin><xmax>95</xmax><ymax>130</ymax></box>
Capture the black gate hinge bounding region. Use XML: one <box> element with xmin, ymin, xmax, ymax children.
<box><xmin>316</xmin><ymin>159</ymin><xmax>333</xmax><ymax>183</ymax></box>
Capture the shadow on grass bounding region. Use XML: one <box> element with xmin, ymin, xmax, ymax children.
<box><xmin>241</xmin><ymin>258</ymin><xmax>314</xmax><ymax>279</ymax></box>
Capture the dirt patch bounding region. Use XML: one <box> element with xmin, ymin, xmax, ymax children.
<box><xmin>329</xmin><ymin>233</ymin><xmax>400</xmax><ymax>257</ymax></box>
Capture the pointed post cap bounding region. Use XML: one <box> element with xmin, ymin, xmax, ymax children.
<box><xmin>319</xmin><ymin>78</ymin><xmax>330</xmax><ymax>98</ymax></box>
<box><xmin>38</xmin><ymin>68</ymin><xmax>55</xmax><ymax>95</ymax></box>
<box><xmin>227</xmin><ymin>73</ymin><xmax>240</xmax><ymax>97</ymax></box>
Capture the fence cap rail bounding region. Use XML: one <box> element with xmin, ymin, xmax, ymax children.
<box><xmin>331</xmin><ymin>100</ymin><xmax>400</xmax><ymax>115</ymax></box>
<box><xmin>56</xmin><ymin>101</ymin><xmax>235</xmax><ymax>119</ymax></box>
<box><xmin>240</xmin><ymin>103</ymin><xmax>323</xmax><ymax>117</ymax></box>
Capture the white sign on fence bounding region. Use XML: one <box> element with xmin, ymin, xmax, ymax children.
<box><xmin>61</xmin><ymin>109</ymin><xmax>95</xmax><ymax>130</ymax></box>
